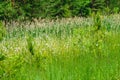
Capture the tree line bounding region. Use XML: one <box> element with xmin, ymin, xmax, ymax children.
<box><xmin>0</xmin><ymin>0</ymin><xmax>120</xmax><ymax>21</ymax></box>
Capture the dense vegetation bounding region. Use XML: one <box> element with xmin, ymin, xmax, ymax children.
<box><xmin>0</xmin><ymin>0</ymin><xmax>120</xmax><ymax>20</ymax></box>
<box><xmin>0</xmin><ymin>14</ymin><xmax>120</xmax><ymax>80</ymax></box>
<box><xmin>0</xmin><ymin>0</ymin><xmax>120</xmax><ymax>79</ymax></box>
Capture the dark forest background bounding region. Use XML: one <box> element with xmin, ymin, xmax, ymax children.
<box><xmin>0</xmin><ymin>0</ymin><xmax>120</xmax><ymax>21</ymax></box>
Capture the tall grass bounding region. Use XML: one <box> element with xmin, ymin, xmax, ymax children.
<box><xmin>0</xmin><ymin>14</ymin><xmax>120</xmax><ymax>80</ymax></box>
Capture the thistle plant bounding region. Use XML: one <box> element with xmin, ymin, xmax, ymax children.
<box><xmin>92</xmin><ymin>12</ymin><xmax>102</xmax><ymax>31</ymax></box>
<box><xmin>92</xmin><ymin>12</ymin><xmax>105</xmax><ymax>58</ymax></box>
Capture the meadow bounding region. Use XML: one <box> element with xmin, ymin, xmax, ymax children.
<box><xmin>0</xmin><ymin>14</ymin><xmax>120</xmax><ymax>80</ymax></box>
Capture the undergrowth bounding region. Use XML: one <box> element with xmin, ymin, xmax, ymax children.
<box><xmin>0</xmin><ymin>15</ymin><xmax>120</xmax><ymax>80</ymax></box>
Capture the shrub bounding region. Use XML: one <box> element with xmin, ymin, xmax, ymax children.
<box><xmin>0</xmin><ymin>1</ymin><xmax>17</xmax><ymax>20</ymax></box>
<box><xmin>0</xmin><ymin>0</ymin><xmax>120</xmax><ymax>20</ymax></box>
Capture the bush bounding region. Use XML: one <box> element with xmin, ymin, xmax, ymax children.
<box><xmin>0</xmin><ymin>1</ymin><xmax>17</xmax><ymax>20</ymax></box>
<box><xmin>0</xmin><ymin>0</ymin><xmax>120</xmax><ymax>20</ymax></box>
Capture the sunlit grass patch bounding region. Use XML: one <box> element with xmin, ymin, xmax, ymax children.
<box><xmin>0</xmin><ymin>15</ymin><xmax>120</xmax><ymax>80</ymax></box>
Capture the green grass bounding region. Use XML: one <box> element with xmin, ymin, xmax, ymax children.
<box><xmin>0</xmin><ymin>14</ymin><xmax>120</xmax><ymax>80</ymax></box>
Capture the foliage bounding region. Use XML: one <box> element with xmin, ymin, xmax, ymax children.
<box><xmin>0</xmin><ymin>15</ymin><xmax>120</xmax><ymax>79</ymax></box>
<box><xmin>26</xmin><ymin>34</ymin><xmax>34</xmax><ymax>55</ymax></box>
<box><xmin>0</xmin><ymin>21</ymin><xmax>6</xmax><ymax>41</ymax></box>
<box><xmin>0</xmin><ymin>1</ymin><xmax>17</xmax><ymax>20</ymax></box>
<box><xmin>0</xmin><ymin>0</ymin><xmax>120</xmax><ymax>20</ymax></box>
<box><xmin>93</xmin><ymin>12</ymin><xmax>102</xmax><ymax>30</ymax></box>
